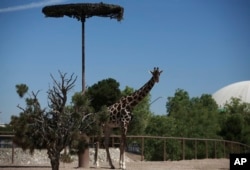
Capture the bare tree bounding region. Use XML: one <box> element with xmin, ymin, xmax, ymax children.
<box><xmin>12</xmin><ymin>72</ymin><xmax>93</xmax><ymax>170</ymax></box>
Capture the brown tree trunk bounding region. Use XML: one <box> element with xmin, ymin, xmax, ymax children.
<box><xmin>51</xmin><ymin>158</ymin><xmax>60</xmax><ymax>170</ymax></box>
<box><xmin>78</xmin><ymin>134</ymin><xmax>90</xmax><ymax>168</ymax></box>
<box><xmin>48</xmin><ymin>149</ymin><xmax>60</xmax><ymax>170</ymax></box>
<box><xmin>78</xmin><ymin>147</ymin><xmax>89</xmax><ymax>168</ymax></box>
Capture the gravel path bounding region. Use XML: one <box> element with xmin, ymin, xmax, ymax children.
<box><xmin>0</xmin><ymin>159</ymin><xmax>229</xmax><ymax>170</ymax></box>
<box><xmin>0</xmin><ymin>148</ymin><xmax>229</xmax><ymax>170</ymax></box>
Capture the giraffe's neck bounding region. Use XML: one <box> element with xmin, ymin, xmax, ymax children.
<box><xmin>124</xmin><ymin>76</ymin><xmax>156</xmax><ymax>110</ymax></box>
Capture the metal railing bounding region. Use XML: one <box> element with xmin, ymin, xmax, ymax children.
<box><xmin>1</xmin><ymin>132</ymin><xmax>250</xmax><ymax>164</ymax></box>
<box><xmin>91</xmin><ymin>135</ymin><xmax>250</xmax><ymax>161</ymax></box>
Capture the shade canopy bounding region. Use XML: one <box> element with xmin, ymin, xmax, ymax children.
<box><xmin>42</xmin><ymin>2</ymin><xmax>124</xmax><ymax>21</ymax></box>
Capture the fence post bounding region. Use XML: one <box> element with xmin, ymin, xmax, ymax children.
<box><xmin>205</xmin><ymin>140</ymin><xmax>208</xmax><ymax>159</ymax></box>
<box><xmin>112</xmin><ymin>136</ymin><xmax>114</xmax><ymax>148</ymax></box>
<box><xmin>195</xmin><ymin>140</ymin><xmax>197</xmax><ymax>159</ymax></box>
<box><xmin>141</xmin><ymin>137</ymin><xmax>144</xmax><ymax>161</ymax></box>
<box><xmin>12</xmin><ymin>138</ymin><xmax>14</xmax><ymax>164</ymax></box>
<box><xmin>231</xmin><ymin>142</ymin><xmax>233</xmax><ymax>153</ymax></box>
<box><xmin>182</xmin><ymin>139</ymin><xmax>185</xmax><ymax>160</ymax></box>
<box><xmin>214</xmin><ymin>141</ymin><xmax>216</xmax><ymax>158</ymax></box>
<box><xmin>163</xmin><ymin>139</ymin><xmax>166</xmax><ymax>161</ymax></box>
<box><xmin>224</xmin><ymin>141</ymin><xmax>226</xmax><ymax>158</ymax></box>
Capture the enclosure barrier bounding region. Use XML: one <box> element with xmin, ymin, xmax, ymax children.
<box><xmin>1</xmin><ymin>132</ymin><xmax>250</xmax><ymax>164</ymax></box>
<box><xmin>90</xmin><ymin>135</ymin><xmax>250</xmax><ymax>161</ymax></box>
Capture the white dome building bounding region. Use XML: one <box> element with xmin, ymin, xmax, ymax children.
<box><xmin>212</xmin><ymin>81</ymin><xmax>250</xmax><ymax>107</ymax></box>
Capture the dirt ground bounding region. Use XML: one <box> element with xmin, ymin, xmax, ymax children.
<box><xmin>0</xmin><ymin>158</ymin><xmax>229</xmax><ymax>170</ymax></box>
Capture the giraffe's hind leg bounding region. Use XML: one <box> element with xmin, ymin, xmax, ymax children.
<box><xmin>104</xmin><ymin>127</ymin><xmax>115</xmax><ymax>169</ymax></box>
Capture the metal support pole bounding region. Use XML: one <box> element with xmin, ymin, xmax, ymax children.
<box><xmin>81</xmin><ymin>18</ymin><xmax>86</xmax><ymax>93</ymax></box>
<box><xmin>78</xmin><ymin>17</ymin><xmax>89</xmax><ymax>168</ymax></box>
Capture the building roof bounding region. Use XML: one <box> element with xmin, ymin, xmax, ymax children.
<box><xmin>212</xmin><ymin>81</ymin><xmax>250</xmax><ymax>107</ymax></box>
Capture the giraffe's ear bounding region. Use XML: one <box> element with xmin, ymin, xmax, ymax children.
<box><xmin>149</xmin><ymin>70</ymin><xmax>153</xmax><ymax>74</ymax></box>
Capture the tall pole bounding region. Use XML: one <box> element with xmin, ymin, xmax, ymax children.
<box><xmin>81</xmin><ymin>18</ymin><xmax>86</xmax><ymax>93</ymax></box>
<box><xmin>78</xmin><ymin>17</ymin><xmax>89</xmax><ymax>168</ymax></box>
<box><xmin>42</xmin><ymin>3</ymin><xmax>124</xmax><ymax>168</ymax></box>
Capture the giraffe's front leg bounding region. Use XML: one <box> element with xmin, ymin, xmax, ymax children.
<box><xmin>119</xmin><ymin>151</ymin><xmax>123</xmax><ymax>169</ymax></box>
<box><xmin>119</xmin><ymin>133</ymin><xmax>126</xmax><ymax>170</ymax></box>
<box><xmin>93</xmin><ymin>142</ymin><xmax>99</xmax><ymax>168</ymax></box>
<box><xmin>93</xmin><ymin>160</ymin><xmax>99</xmax><ymax>168</ymax></box>
<box><xmin>119</xmin><ymin>152</ymin><xmax>126</xmax><ymax>170</ymax></box>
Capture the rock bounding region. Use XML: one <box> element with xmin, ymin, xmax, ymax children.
<box><xmin>0</xmin><ymin>147</ymin><xmax>133</xmax><ymax>165</ymax></box>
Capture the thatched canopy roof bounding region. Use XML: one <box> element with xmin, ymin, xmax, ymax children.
<box><xmin>42</xmin><ymin>3</ymin><xmax>124</xmax><ymax>21</ymax></box>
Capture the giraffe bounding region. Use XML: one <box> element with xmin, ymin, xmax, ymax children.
<box><xmin>94</xmin><ymin>67</ymin><xmax>163</xmax><ymax>169</ymax></box>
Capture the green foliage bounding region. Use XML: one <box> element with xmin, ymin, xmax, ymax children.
<box><xmin>218</xmin><ymin>97</ymin><xmax>250</xmax><ymax>145</ymax></box>
<box><xmin>16</xmin><ymin>84</ymin><xmax>28</xmax><ymax>98</ymax></box>
<box><xmin>145</xmin><ymin>115</ymin><xmax>181</xmax><ymax>160</ymax></box>
<box><xmin>71</xmin><ymin>92</ymin><xmax>93</xmax><ymax>113</ymax></box>
<box><xmin>86</xmin><ymin>78</ymin><xmax>121</xmax><ymax>111</ymax></box>
<box><xmin>60</xmin><ymin>153</ymin><xmax>73</xmax><ymax>163</ymax></box>
<box><xmin>143</xmin><ymin>89</ymin><xmax>250</xmax><ymax>161</ymax></box>
<box><xmin>144</xmin><ymin>89</ymin><xmax>224</xmax><ymax>161</ymax></box>
<box><xmin>0</xmin><ymin>124</ymin><xmax>12</xmax><ymax>132</ymax></box>
<box><xmin>70</xmin><ymin>93</ymin><xmax>111</xmax><ymax>151</ymax></box>
<box><xmin>11</xmin><ymin>91</ymin><xmax>45</xmax><ymax>153</ymax></box>
<box><xmin>242</xmin><ymin>114</ymin><xmax>250</xmax><ymax>145</ymax></box>
<box><xmin>96</xmin><ymin>106</ymin><xmax>109</xmax><ymax>124</ymax></box>
<box><xmin>224</xmin><ymin>97</ymin><xmax>248</xmax><ymax>114</ymax></box>
<box><xmin>166</xmin><ymin>89</ymin><xmax>220</xmax><ymax>138</ymax></box>
<box><xmin>220</xmin><ymin>113</ymin><xmax>243</xmax><ymax>141</ymax></box>
<box><xmin>10</xmin><ymin>73</ymin><xmax>95</xmax><ymax>170</ymax></box>
<box><xmin>166</xmin><ymin>89</ymin><xmax>190</xmax><ymax>119</ymax></box>
<box><xmin>145</xmin><ymin>115</ymin><xmax>176</xmax><ymax>136</ymax></box>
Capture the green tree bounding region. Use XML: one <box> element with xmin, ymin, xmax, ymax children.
<box><xmin>163</xmin><ymin>89</ymin><xmax>222</xmax><ymax>160</ymax></box>
<box><xmin>144</xmin><ymin>115</ymin><xmax>181</xmax><ymax>160</ymax></box>
<box><xmin>15</xmin><ymin>84</ymin><xmax>28</xmax><ymax>98</ymax></box>
<box><xmin>188</xmin><ymin>94</ymin><xmax>220</xmax><ymax>138</ymax></box>
<box><xmin>166</xmin><ymin>89</ymin><xmax>191</xmax><ymax>120</ymax></box>
<box><xmin>219</xmin><ymin>114</ymin><xmax>243</xmax><ymax>141</ymax></box>
<box><xmin>166</xmin><ymin>89</ymin><xmax>191</xmax><ymax>137</ymax></box>
<box><xmin>71</xmin><ymin>92</ymin><xmax>109</xmax><ymax>138</ymax></box>
<box><xmin>86</xmin><ymin>78</ymin><xmax>121</xmax><ymax>111</ymax></box>
<box><xmin>0</xmin><ymin>124</ymin><xmax>12</xmax><ymax>132</ymax></box>
<box><xmin>11</xmin><ymin>72</ymin><xmax>94</xmax><ymax>170</ymax></box>
<box><xmin>166</xmin><ymin>89</ymin><xmax>219</xmax><ymax>138</ymax></box>
<box><xmin>219</xmin><ymin>97</ymin><xmax>250</xmax><ymax>145</ymax></box>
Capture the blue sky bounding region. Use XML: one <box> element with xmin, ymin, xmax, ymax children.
<box><xmin>0</xmin><ymin>0</ymin><xmax>250</xmax><ymax>123</ymax></box>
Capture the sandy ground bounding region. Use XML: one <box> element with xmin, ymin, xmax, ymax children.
<box><xmin>0</xmin><ymin>148</ymin><xmax>229</xmax><ymax>169</ymax></box>
<box><xmin>0</xmin><ymin>159</ymin><xmax>229</xmax><ymax>170</ymax></box>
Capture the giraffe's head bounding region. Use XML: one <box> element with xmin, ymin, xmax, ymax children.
<box><xmin>150</xmin><ymin>67</ymin><xmax>163</xmax><ymax>83</ymax></box>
